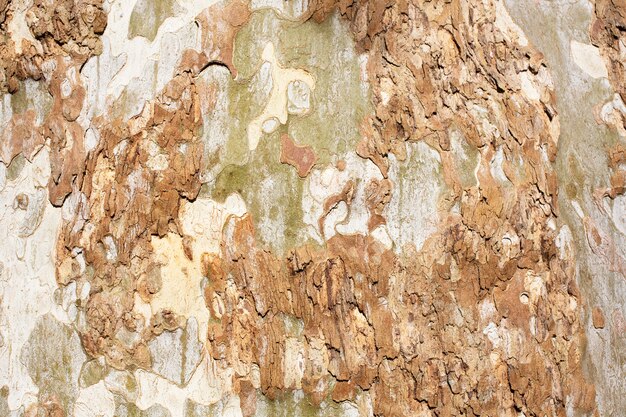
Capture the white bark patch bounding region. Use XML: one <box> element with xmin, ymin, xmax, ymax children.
<box><xmin>570</xmin><ymin>40</ymin><xmax>608</xmax><ymax>79</ymax></box>
<box><xmin>74</xmin><ymin>381</ymin><xmax>116</xmax><ymax>417</ymax></box>
<box><xmin>105</xmin><ymin>0</ymin><xmax>221</xmax><ymax>93</ymax></box>
<box><xmin>519</xmin><ymin>70</ymin><xmax>541</xmax><ymax>101</ymax></box>
<box><xmin>613</xmin><ymin>194</ymin><xmax>626</xmax><ymax>235</ymax></box>
<box><xmin>0</xmin><ymin>149</ymin><xmax>66</xmax><ymax>411</ymax></box>
<box><xmin>385</xmin><ymin>142</ymin><xmax>443</xmax><ymax>252</ymax></box>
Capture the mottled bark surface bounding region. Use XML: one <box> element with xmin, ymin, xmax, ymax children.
<box><xmin>0</xmin><ymin>0</ymin><xmax>624</xmax><ymax>416</ymax></box>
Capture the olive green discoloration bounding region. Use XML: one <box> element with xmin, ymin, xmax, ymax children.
<box><xmin>20</xmin><ymin>314</ymin><xmax>86</xmax><ymax>410</ymax></box>
<box><xmin>231</xmin><ymin>10</ymin><xmax>370</xmax><ymax>165</ymax></box>
<box><xmin>184</xmin><ymin>399</ymin><xmax>219</xmax><ymax>417</ymax></box>
<box><xmin>128</xmin><ymin>0</ymin><xmax>182</xmax><ymax>42</ymax></box>
<box><xmin>283</xmin><ymin>313</ymin><xmax>304</xmax><ymax>337</ymax></box>
<box><xmin>79</xmin><ymin>359</ymin><xmax>107</xmax><ymax>388</ymax></box>
<box><xmin>6</xmin><ymin>154</ymin><xmax>25</xmax><ymax>181</ymax></box>
<box><xmin>259</xmin><ymin>393</ymin><xmax>321</xmax><ymax>417</ymax></box>
<box><xmin>449</xmin><ymin>128</ymin><xmax>479</xmax><ymax>188</ymax></box>
<box><xmin>386</xmin><ymin>141</ymin><xmax>446</xmax><ymax>252</ymax></box>
<box><xmin>258</xmin><ymin>391</ymin><xmax>357</xmax><ymax>417</ymax></box>
<box><xmin>0</xmin><ymin>386</ymin><xmax>9</xmax><ymax>416</ymax></box>
<box><xmin>9</xmin><ymin>85</ymin><xmax>28</xmax><ymax>115</ymax></box>
<box><xmin>109</xmin><ymin>60</ymin><xmax>159</xmax><ymax>121</ymax></box>
<box><xmin>565</xmin><ymin>153</ymin><xmax>588</xmax><ymax>200</ymax></box>
<box><xmin>203</xmin><ymin>10</ymin><xmax>372</xmax><ymax>253</ymax></box>
<box><xmin>116</xmin><ymin>401</ymin><xmax>172</xmax><ymax>417</ymax></box>
<box><xmin>10</xmin><ymin>80</ymin><xmax>52</xmax><ymax>117</ymax></box>
<box><xmin>105</xmin><ymin>369</ymin><xmax>139</xmax><ymax>403</ymax></box>
<box><xmin>211</xmin><ymin>127</ymin><xmax>307</xmax><ymax>252</ymax></box>
<box><xmin>397</xmin><ymin>144</ymin><xmax>443</xmax><ymax>191</ymax></box>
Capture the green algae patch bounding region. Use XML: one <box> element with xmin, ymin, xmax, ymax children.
<box><xmin>230</xmin><ymin>10</ymin><xmax>371</xmax><ymax>165</ymax></box>
<box><xmin>259</xmin><ymin>393</ymin><xmax>322</xmax><ymax>417</ymax></box>
<box><xmin>202</xmin><ymin>9</ymin><xmax>374</xmax><ymax>254</ymax></box>
<box><xmin>6</xmin><ymin>153</ymin><xmax>25</xmax><ymax>182</ymax></box>
<box><xmin>116</xmin><ymin>402</ymin><xmax>172</xmax><ymax>417</ymax></box>
<box><xmin>10</xmin><ymin>83</ymin><xmax>29</xmax><ymax>114</ymax></box>
<box><xmin>0</xmin><ymin>386</ymin><xmax>9</xmax><ymax>417</ymax></box>
<box><xmin>128</xmin><ymin>0</ymin><xmax>182</xmax><ymax>42</ymax></box>
<box><xmin>211</xmin><ymin>127</ymin><xmax>306</xmax><ymax>253</ymax></box>
<box><xmin>21</xmin><ymin>314</ymin><xmax>86</xmax><ymax>411</ymax></box>
<box><xmin>184</xmin><ymin>399</ymin><xmax>218</xmax><ymax>417</ymax></box>
<box><xmin>78</xmin><ymin>359</ymin><xmax>107</xmax><ymax>388</ymax></box>
<box><xmin>257</xmin><ymin>390</ymin><xmax>359</xmax><ymax>417</ymax></box>
<box><xmin>10</xmin><ymin>79</ymin><xmax>52</xmax><ymax>117</ymax></box>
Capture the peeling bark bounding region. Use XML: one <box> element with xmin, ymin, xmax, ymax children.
<box><xmin>1</xmin><ymin>0</ymin><xmax>625</xmax><ymax>416</ymax></box>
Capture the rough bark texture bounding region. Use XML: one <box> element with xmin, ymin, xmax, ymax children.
<box><xmin>0</xmin><ymin>0</ymin><xmax>624</xmax><ymax>416</ymax></box>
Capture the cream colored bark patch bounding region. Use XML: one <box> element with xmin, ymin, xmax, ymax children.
<box><xmin>73</xmin><ymin>381</ymin><xmax>116</xmax><ymax>417</ymax></box>
<box><xmin>134</xmin><ymin>355</ymin><xmax>236</xmax><ymax>417</ymax></box>
<box><xmin>570</xmin><ymin>40</ymin><xmax>608</xmax><ymax>79</ymax></box>
<box><xmin>147</xmin><ymin>195</ymin><xmax>246</xmax><ymax>345</ymax></box>
<box><xmin>180</xmin><ymin>193</ymin><xmax>247</xmax><ymax>259</ymax></box>
<box><xmin>148</xmin><ymin>234</ymin><xmax>211</xmax><ymax>344</ymax></box>
<box><xmin>247</xmin><ymin>43</ymin><xmax>316</xmax><ymax>150</ymax></box>
<box><xmin>385</xmin><ymin>142</ymin><xmax>443</xmax><ymax>252</ymax></box>
<box><xmin>613</xmin><ymin>195</ymin><xmax>626</xmax><ymax>235</ymax></box>
<box><xmin>302</xmin><ymin>153</ymin><xmax>383</xmax><ymax>243</ymax></box>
